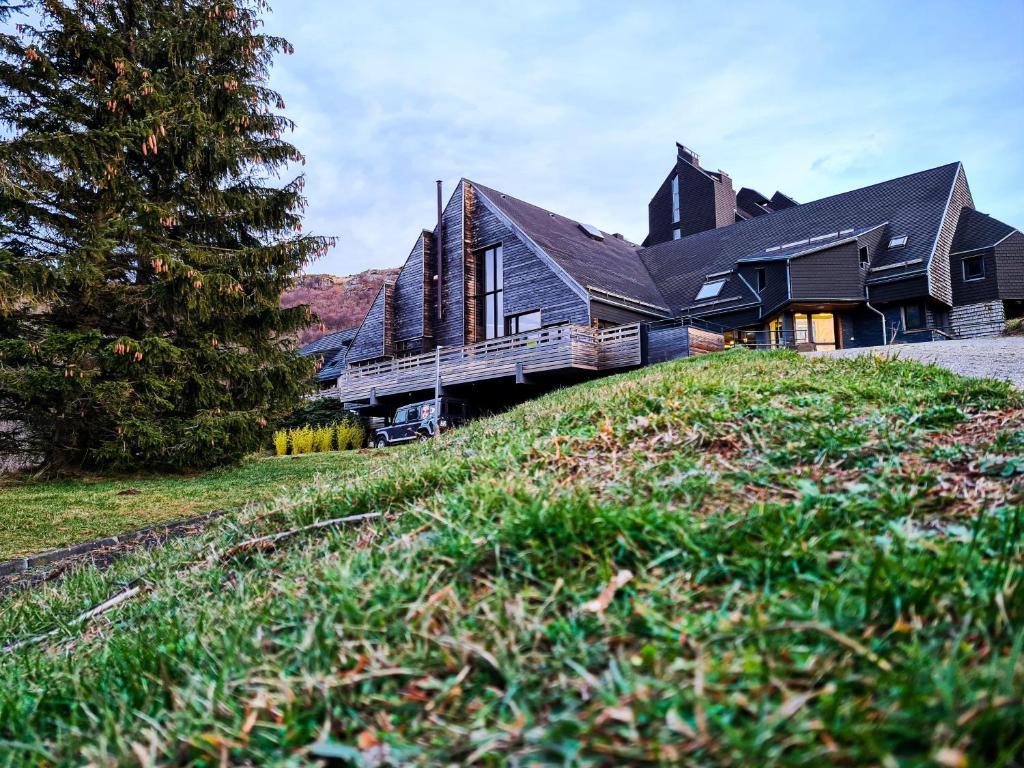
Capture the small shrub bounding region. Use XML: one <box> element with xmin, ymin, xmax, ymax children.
<box><xmin>1005</xmin><ymin>317</ymin><xmax>1023</xmax><ymax>336</ymax></box>
<box><xmin>339</xmin><ymin>422</ymin><xmax>365</xmax><ymax>450</ymax></box>
<box><xmin>314</xmin><ymin>426</ymin><xmax>334</xmax><ymax>453</ymax></box>
<box><xmin>290</xmin><ymin>427</ymin><xmax>314</xmax><ymax>455</ymax></box>
<box><xmin>273</xmin><ymin>430</ymin><xmax>288</xmax><ymax>456</ymax></box>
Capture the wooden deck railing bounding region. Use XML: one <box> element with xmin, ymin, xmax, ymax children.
<box><xmin>329</xmin><ymin>323</ymin><xmax>642</xmax><ymax>401</ymax></box>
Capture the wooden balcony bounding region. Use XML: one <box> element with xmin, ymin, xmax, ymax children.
<box><xmin>327</xmin><ymin>323</ymin><xmax>643</xmax><ymax>402</ymax></box>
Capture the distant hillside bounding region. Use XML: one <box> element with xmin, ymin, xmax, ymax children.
<box><xmin>282</xmin><ymin>268</ymin><xmax>399</xmax><ymax>345</ymax></box>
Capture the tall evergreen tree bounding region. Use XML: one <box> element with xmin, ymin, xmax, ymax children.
<box><xmin>0</xmin><ymin>0</ymin><xmax>328</xmax><ymax>471</ymax></box>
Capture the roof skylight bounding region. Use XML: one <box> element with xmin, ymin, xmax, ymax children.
<box><xmin>695</xmin><ymin>279</ymin><xmax>726</xmax><ymax>301</ymax></box>
<box><xmin>888</xmin><ymin>235</ymin><xmax>908</xmax><ymax>249</ymax></box>
<box><xmin>578</xmin><ymin>223</ymin><xmax>604</xmax><ymax>241</ymax></box>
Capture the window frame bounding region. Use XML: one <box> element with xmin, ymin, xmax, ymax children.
<box><xmin>888</xmin><ymin>235</ymin><xmax>908</xmax><ymax>250</ymax></box>
<box><xmin>902</xmin><ymin>302</ymin><xmax>927</xmax><ymax>331</ymax></box>
<box><xmin>755</xmin><ymin>267</ymin><xmax>767</xmax><ymax>293</ymax></box>
<box><xmin>671</xmin><ymin>174</ymin><xmax>680</xmax><ymax>223</ymax></box>
<box><xmin>478</xmin><ymin>244</ymin><xmax>504</xmax><ymax>340</ymax></box>
<box><xmin>859</xmin><ymin>246</ymin><xmax>870</xmax><ymax>268</ymax></box>
<box><xmin>505</xmin><ymin>309</ymin><xmax>542</xmax><ymax>336</ymax></box>
<box><xmin>962</xmin><ymin>254</ymin><xmax>986</xmax><ymax>282</ymax></box>
<box><xmin>695</xmin><ymin>279</ymin><xmax>726</xmax><ymax>301</ymax></box>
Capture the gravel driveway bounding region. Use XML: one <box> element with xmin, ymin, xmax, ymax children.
<box><xmin>808</xmin><ymin>337</ymin><xmax>1024</xmax><ymax>389</ymax></box>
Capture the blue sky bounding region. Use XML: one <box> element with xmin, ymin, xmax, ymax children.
<box><xmin>265</xmin><ymin>0</ymin><xmax>1024</xmax><ymax>275</ymax></box>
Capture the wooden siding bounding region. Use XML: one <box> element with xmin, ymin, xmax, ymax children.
<box><xmin>996</xmin><ymin>231</ymin><xmax>1024</xmax><ymax>299</ymax></box>
<box><xmin>590</xmin><ymin>300</ymin><xmax>654</xmax><ymax>326</ymax></box>
<box><xmin>422</xmin><ymin>231</ymin><xmax>436</xmax><ymax>349</ymax></box>
<box><xmin>382</xmin><ymin>281</ymin><xmax>395</xmax><ymax>357</ymax></box>
<box><xmin>471</xmin><ymin>184</ymin><xmax>590</xmax><ymax>329</ymax></box>
<box><xmin>790</xmin><ymin>241</ymin><xmax>864</xmax><ymax>300</ymax></box>
<box><xmin>929</xmin><ymin>166</ymin><xmax>974</xmax><ymax>306</ymax></box>
<box><xmin>394</xmin><ymin>233</ymin><xmax>426</xmax><ymax>344</ymax></box>
<box><xmin>463</xmin><ymin>182</ymin><xmax>482</xmax><ymax>344</ymax></box>
<box><xmin>436</xmin><ymin>181</ymin><xmax>466</xmax><ymax>347</ymax></box>
<box><xmin>345</xmin><ymin>283</ymin><xmax>387</xmax><ymax>364</ymax></box>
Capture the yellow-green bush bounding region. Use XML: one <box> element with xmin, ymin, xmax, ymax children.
<box><xmin>290</xmin><ymin>426</ymin><xmax>314</xmax><ymax>455</ymax></box>
<box><xmin>271</xmin><ymin>421</ymin><xmax>364</xmax><ymax>455</ymax></box>
<box><xmin>314</xmin><ymin>425</ymin><xmax>334</xmax><ymax>453</ymax></box>
<box><xmin>336</xmin><ymin>421</ymin><xmax>365</xmax><ymax>450</ymax></box>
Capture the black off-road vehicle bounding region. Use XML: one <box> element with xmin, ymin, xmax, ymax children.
<box><xmin>373</xmin><ymin>397</ymin><xmax>471</xmax><ymax>448</ymax></box>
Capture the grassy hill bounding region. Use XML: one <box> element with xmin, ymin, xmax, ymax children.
<box><xmin>1</xmin><ymin>350</ymin><xmax>1022</xmax><ymax>766</ymax></box>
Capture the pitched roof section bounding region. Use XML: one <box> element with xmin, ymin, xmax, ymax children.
<box><xmin>639</xmin><ymin>162</ymin><xmax>962</xmax><ymax>310</ymax></box>
<box><xmin>470</xmin><ymin>181</ymin><xmax>670</xmax><ymax>313</ymax></box>
<box><xmin>318</xmin><ymin>349</ymin><xmax>348</xmax><ymax>382</ymax></box>
<box><xmin>950</xmin><ymin>207</ymin><xmax>1018</xmax><ymax>253</ymax></box>
<box><xmin>299</xmin><ymin>327</ymin><xmax>358</xmax><ymax>357</ymax></box>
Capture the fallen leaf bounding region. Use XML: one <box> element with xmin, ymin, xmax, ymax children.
<box><xmin>582</xmin><ymin>570</ymin><xmax>633</xmax><ymax>614</ymax></box>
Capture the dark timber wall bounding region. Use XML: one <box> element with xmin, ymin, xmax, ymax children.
<box><xmin>950</xmin><ymin>246</ymin><xmax>999</xmax><ymax>305</ymax></box>
<box><xmin>347</xmin><ymin>284</ymin><xmax>387</xmax><ymax>363</ymax></box>
<box><xmin>790</xmin><ymin>242</ymin><xmax>864</xmax><ymax>301</ymax></box>
<box><xmin>590</xmin><ymin>301</ymin><xmax>653</xmax><ymax>326</ymax></box>
<box><xmin>394</xmin><ymin>233</ymin><xmax>426</xmax><ymax>345</ymax></box>
<box><xmin>867</xmin><ymin>274</ymin><xmax>929</xmax><ymax>305</ymax></box>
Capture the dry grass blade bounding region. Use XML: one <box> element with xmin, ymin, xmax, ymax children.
<box><xmin>221</xmin><ymin>512</ymin><xmax>382</xmax><ymax>560</ymax></box>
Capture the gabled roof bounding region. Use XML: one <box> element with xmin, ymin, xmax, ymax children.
<box><xmin>299</xmin><ymin>327</ymin><xmax>358</xmax><ymax>357</ymax></box>
<box><xmin>471</xmin><ymin>181</ymin><xmax>671</xmax><ymax>313</ymax></box>
<box><xmin>736</xmin><ymin>187</ymin><xmax>773</xmax><ymax>218</ymax></box>
<box><xmin>950</xmin><ymin>207</ymin><xmax>1018</xmax><ymax>253</ymax></box>
<box><xmin>318</xmin><ymin>348</ymin><xmax>348</xmax><ymax>382</ymax></box>
<box><xmin>639</xmin><ymin>162</ymin><xmax>962</xmax><ymax>310</ymax></box>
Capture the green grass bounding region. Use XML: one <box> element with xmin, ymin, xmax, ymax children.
<box><xmin>0</xmin><ymin>451</ymin><xmax>380</xmax><ymax>560</ymax></box>
<box><xmin>1</xmin><ymin>349</ymin><xmax>1022</xmax><ymax>766</ymax></box>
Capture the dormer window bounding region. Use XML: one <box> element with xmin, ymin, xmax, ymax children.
<box><xmin>671</xmin><ymin>175</ymin><xmax>680</xmax><ymax>223</ymax></box>
<box><xmin>888</xmin><ymin>235</ymin><xmax>908</xmax><ymax>249</ymax></box>
<box><xmin>755</xmin><ymin>268</ymin><xmax>767</xmax><ymax>292</ymax></box>
<box><xmin>859</xmin><ymin>246</ymin><xmax>869</xmax><ymax>267</ymax></box>
<box><xmin>963</xmin><ymin>254</ymin><xmax>985</xmax><ymax>281</ymax></box>
<box><xmin>695</xmin><ymin>279</ymin><xmax>726</xmax><ymax>301</ymax></box>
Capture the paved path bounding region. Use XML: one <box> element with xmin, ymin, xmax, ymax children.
<box><xmin>808</xmin><ymin>337</ymin><xmax>1024</xmax><ymax>389</ymax></box>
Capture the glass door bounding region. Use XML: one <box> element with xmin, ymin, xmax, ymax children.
<box><xmin>810</xmin><ymin>313</ymin><xmax>836</xmax><ymax>350</ymax></box>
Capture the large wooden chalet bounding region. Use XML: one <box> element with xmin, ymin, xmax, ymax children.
<box><xmin>307</xmin><ymin>143</ymin><xmax>1023</xmax><ymax>409</ymax></box>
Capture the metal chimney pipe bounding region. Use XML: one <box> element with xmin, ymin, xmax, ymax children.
<box><xmin>435</xmin><ymin>180</ymin><xmax>444</xmax><ymax>322</ymax></box>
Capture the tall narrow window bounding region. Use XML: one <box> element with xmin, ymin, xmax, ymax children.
<box><xmin>671</xmin><ymin>174</ymin><xmax>680</xmax><ymax>223</ymax></box>
<box><xmin>480</xmin><ymin>245</ymin><xmax>504</xmax><ymax>339</ymax></box>
<box><xmin>755</xmin><ymin>268</ymin><xmax>767</xmax><ymax>293</ymax></box>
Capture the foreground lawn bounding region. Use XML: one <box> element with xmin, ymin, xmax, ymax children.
<box><xmin>0</xmin><ymin>451</ymin><xmax>379</xmax><ymax>560</ymax></box>
<box><xmin>1</xmin><ymin>350</ymin><xmax>1022</xmax><ymax>766</ymax></box>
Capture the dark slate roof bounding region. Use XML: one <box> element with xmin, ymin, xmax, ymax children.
<box><xmin>299</xmin><ymin>327</ymin><xmax>358</xmax><ymax>357</ymax></box>
<box><xmin>736</xmin><ymin>223</ymin><xmax>887</xmax><ymax>263</ymax></box>
<box><xmin>318</xmin><ymin>348</ymin><xmax>348</xmax><ymax>382</ymax></box>
<box><xmin>471</xmin><ymin>181</ymin><xmax>670</xmax><ymax>312</ymax></box>
<box><xmin>639</xmin><ymin>162</ymin><xmax>961</xmax><ymax>310</ymax></box>
<box><xmin>950</xmin><ymin>207</ymin><xmax>1018</xmax><ymax>253</ymax></box>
